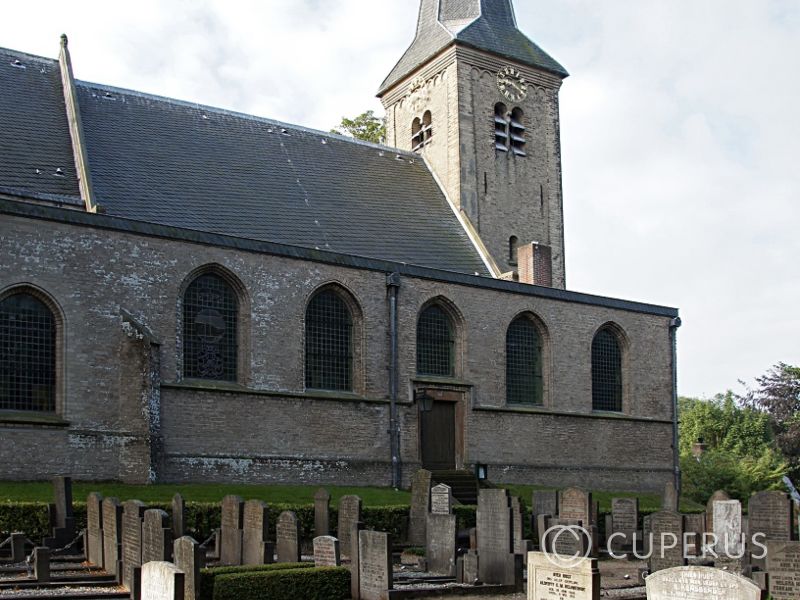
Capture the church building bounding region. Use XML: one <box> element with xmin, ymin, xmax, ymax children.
<box><xmin>0</xmin><ymin>0</ymin><xmax>681</xmax><ymax>493</ymax></box>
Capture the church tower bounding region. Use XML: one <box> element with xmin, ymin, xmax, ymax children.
<box><xmin>378</xmin><ymin>0</ymin><xmax>569</xmax><ymax>288</ymax></box>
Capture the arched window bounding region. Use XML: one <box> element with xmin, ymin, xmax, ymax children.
<box><xmin>422</xmin><ymin>111</ymin><xmax>433</xmax><ymax>143</ymax></box>
<box><xmin>417</xmin><ymin>305</ymin><xmax>455</xmax><ymax>377</ymax></box>
<box><xmin>0</xmin><ymin>292</ymin><xmax>56</xmax><ymax>412</ymax></box>
<box><xmin>506</xmin><ymin>317</ymin><xmax>543</xmax><ymax>405</ymax></box>
<box><xmin>509</xmin><ymin>236</ymin><xmax>519</xmax><ymax>265</ymax></box>
<box><xmin>412</xmin><ymin>112</ymin><xmax>433</xmax><ymax>152</ymax></box>
<box><xmin>592</xmin><ymin>327</ymin><xmax>623</xmax><ymax>411</ymax></box>
<box><xmin>510</xmin><ymin>108</ymin><xmax>526</xmax><ymax>156</ymax></box>
<box><xmin>494</xmin><ymin>103</ymin><xmax>509</xmax><ymax>152</ymax></box>
<box><xmin>183</xmin><ymin>273</ymin><xmax>238</xmax><ymax>381</ymax></box>
<box><xmin>305</xmin><ymin>289</ymin><xmax>353</xmax><ymax>391</ymax></box>
<box><xmin>411</xmin><ymin>117</ymin><xmax>422</xmax><ymax>151</ymax></box>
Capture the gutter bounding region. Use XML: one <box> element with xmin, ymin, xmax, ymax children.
<box><xmin>387</xmin><ymin>273</ymin><xmax>402</xmax><ymax>489</ymax></box>
<box><xmin>670</xmin><ymin>316</ymin><xmax>682</xmax><ymax>498</ymax></box>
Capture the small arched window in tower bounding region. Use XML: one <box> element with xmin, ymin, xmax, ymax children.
<box><xmin>422</xmin><ymin>111</ymin><xmax>433</xmax><ymax>144</ymax></box>
<box><xmin>494</xmin><ymin>103</ymin><xmax>509</xmax><ymax>152</ymax></box>
<box><xmin>510</xmin><ymin>107</ymin><xmax>526</xmax><ymax>156</ymax></box>
<box><xmin>412</xmin><ymin>113</ymin><xmax>433</xmax><ymax>152</ymax></box>
<box><xmin>592</xmin><ymin>327</ymin><xmax>623</xmax><ymax>412</ymax></box>
<box><xmin>411</xmin><ymin>117</ymin><xmax>423</xmax><ymax>151</ymax></box>
<box><xmin>509</xmin><ymin>236</ymin><xmax>519</xmax><ymax>265</ymax></box>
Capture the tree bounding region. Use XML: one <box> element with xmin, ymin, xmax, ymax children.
<box><xmin>740</xmin><ymin>362</ymin><xmax>800</xmax><ymax>479</ymax></box>
<box><xmin>331</xmin><ymin>110</ymin><xmax>386</xmax><ymax>144</ymax></box>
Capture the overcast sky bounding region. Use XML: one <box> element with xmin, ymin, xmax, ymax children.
<box><xmin>3</xmin><ymin>0</ymin><xmax>798</xmax><ymax>398</ymax></box>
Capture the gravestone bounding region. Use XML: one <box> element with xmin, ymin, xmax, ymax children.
<box><xmin>559</xmin><ymin>487</ymin><xmax>592</xmax><ymax>525</ymax></box>
<box><xmin>683</xmin><ymin>513</ymin><xmax>706</xmax><ymax>557</ymax></box>
<box><xmin>102</xmin><ymin>497</ymin><xmax>123</xmax><ymax>577</ymax></box>
<box><xmin>86</xmin><ymin>492</ymin><xmax>104</xmax><ymax>567</ymax></box>
<box><xmin>648</xmin><ymin>511</ymin><xmax>685</xmax><ymax>573</ymax></box>
<box><xmin>10</xmin><ymin>533</ymin><xmax>25</xmax><ymax>562</ymax></box>
<box><xmin>705</xmin><ymin>490</ymin><xmax>730</xmax><ymax>533</ymax></box>
<box><xmin>645</xmin><ymin>565</ymin><xmax>761</xmax><ymax>600</ymax></box>
<box><xmin>219</xmin><ymin>495</ymin><xmax>244</xmax><ymax>566</ymax></box>
<box><xmin>34</xmin><ymin>547</ymin><xmax>50</xmax><ymax>583</ymax></box>
<box><xmin>276</xmin><ymin>510</ymin><xmax>301</xmax><ymax>563</ymax></box>
<box><xmin>45</xmin><ymin>476</ymin><xmax>75</xmax><ymax>549</ymax></box>
<box><xmin>174</xmin><ymin>536</ymin><xmax>204</xmax><ymax>600</ymax></box>
<box><xmin>350</xmin><ymin>521</ymin><xmax>365</xmax><ymax>600</ymax></box>
<box><xmin>749</xmin><ymin>491</ymin><xmax>792</xmax><ymax>542</ymax></box>
<box><xmin>358</xmin><ymin>530</ymin><xmax>392</xmax><ymax>600</ymax></box>
<box><xmin>171</xmin><ymin>494</ymin><xmax>185</xmax><ymax>540</ymax></box>
<box><xmin>662</xmin><ymin>481</ymin><xmax>679</xmax><ymax>511</ymax></box>
<box><xmin>337</xmin><ymin>495</ymin><xmax>362</xmax><ymax>558</ymax></box>
<box><xmin>430</xmin><ymin>484</ymin><xmax>453</xmax><ymax>515</ymax></box>
<box><xmin>313</xmin><ymin>535</ymin><xmax>341</xmax><ymax>567</ymax></box>
<box><xmin>408</xmin><ymin>469</ymin><xmax>432</xmax><ymax>546</ymax></box>
<box><xmin>121</xmin><ymin>500</ymin><xmax>146</xmax><ymax>591</ymax></box>
<box><xmin>511</xmin><ymin>496</ymin><xmax>526</xmax><ymax>554</ymax></box>
<box><xmin>713</xmin><ymin>500</ymin><xmax>743</xmax><ymax>557</ymax></box>
<box><xmin>242</xmin><ymin>500</ymin><xmax>270</xmax><ymax>566</ymax></box>
<box><xmin>141</xmin><ymin>561</ymin><xmax>185</xmax><ymax>600</ymax></box>
<box><xmin>142</xmin><ymin>509</ymin><xmax>171</xmax><ymax>564</ymax></box>
<box><xmin>314</xmin><ymin>488</ymin><xmax>331</xmax><ymax>537</ymax></box>
<box><xmin>462</xmin><ymin>550</ymin><xmax>479</xmax><ymax>585</ymax></box>
<box><xmin>766</xmin><ymin>541</ymin><xmax>800</xmax><ymax>600</ymax></box>
<box><xmin>476</xmin><ymin>488</ymin><xmax>515</xmax><ymax>585</ymax></box>
<box><xmin>610</xmin><ymin>497</ymin><xmax>639</xmax><ymax>550</ymax></box>
<box><xmin>532</xmin><ymin>490</ymin><xmax>559</xmax><ymax>517</ymax></box>
<box><xmin>527</xmin><ymin>550</ymin><xmax>600</xmax><ymax>600</ymax></box>
<box><xmin>544</xmin><ymin>518</ymin><xmax>590</xmax><ymax>560</ymax></box>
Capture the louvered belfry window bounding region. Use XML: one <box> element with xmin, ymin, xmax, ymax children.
<box><xmin>592</xmin><ymin>328</ymin><xmax>623</xmax><ymax>411</ymax></box>
<box><xmin>305</xmin><ymin>290</ymin><xmax>353</xmax><ymax>391</ymax></box>
<box><xmin>183</xmin><ymin>274</ymin><xmax>238</xmax><ymax>381</ymax></box>
<box><xmin>0</xmin><ymin>293</ymin><xmax>56</xmax><ymax>412</ymax></box>
<box><xmin>506</xmin><ymin>317</ymin><xmax>543</xmax><ymax>405</ymax></box>
<box><xmin>417</xmin><ymin>305</ymin><xmax>454</xmax><ymax>377</ymax></box>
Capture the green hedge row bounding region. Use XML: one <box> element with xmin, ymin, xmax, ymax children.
<box><xmin>212</xmin><ymin>567</ymin><xmax>350</xmax><ymax>600</ymax></box>
<box><xmin>198</xmin><ymin>563</ymin><xmax>312</xmax><ymax>600</ymax></box>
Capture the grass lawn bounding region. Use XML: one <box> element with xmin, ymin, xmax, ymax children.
<box><xmin>0</xmin><ymin>482</ymin><xmax>410</xmax><ymax>506</ymax></box>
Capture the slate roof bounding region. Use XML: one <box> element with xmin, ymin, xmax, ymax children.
<box><xmin>379</xmin><ymin>0</ymin><xmax>568</xmax><ymax>95</ymax></box>
<box><xmin>0</xmin><ymin>47</ymin><xmax>490</xmax><ymax>276</ymax></box>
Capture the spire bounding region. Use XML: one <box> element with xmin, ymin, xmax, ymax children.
<box><xmin>379</xmin><ymin>0</ymin><xmax>567</xmax><ymax>96</ymax></box>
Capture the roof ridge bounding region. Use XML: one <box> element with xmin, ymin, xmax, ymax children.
<box><xmin>76</xmin><ymin>79</ymin><xmax>415</xmax><ymax>157</ymax></box>
<box><xmin>0</xmin><ymin>46</ymin><xmax>58</xmax><ymax>65</ymax></box>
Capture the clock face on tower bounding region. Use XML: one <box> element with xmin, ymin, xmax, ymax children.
<box><xmin>497</xmin><ymin>66</ymin><xmax>528</xmax><ymax>102</ymax></box>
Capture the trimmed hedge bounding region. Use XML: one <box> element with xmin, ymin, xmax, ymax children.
<box><xmin>199</xmin><ymin>563</ymin><xmax>312</xmax><ymax>600</ymax></box>
<box><xmin>213</xmin><ymin>567</ymin><xmax>350</xmax><ymax>600</ymax></box>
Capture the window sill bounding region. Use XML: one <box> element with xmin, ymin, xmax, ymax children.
<box><xmin>473</xmin><ymin>404</ymin><xmax>672</xmax><ymax>424</ymax></box>
<box><xmin>412</xmin><ymin>375</ymin><xmax>473</xmax><ymax>388</ymax></box>
<box><xmin>0</xmin><ymin>411</ymin><xmax>70</xmax><ymax>427</ymax></box>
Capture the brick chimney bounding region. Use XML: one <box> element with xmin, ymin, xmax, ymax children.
<box><xmin>517</xmin><ymin>242</ymin><xmax>553</xmax><ymax>287</ymax></box>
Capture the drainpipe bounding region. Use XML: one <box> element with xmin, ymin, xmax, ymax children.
<box><xmin>669</xmin><ymin>316</ymin><xmax>682</xmax><ymax>499</ymax></box>
<box><xmin>387</xmin><ymin>272</ymin><xmax>402</xmax><ymax>489</ymax></box>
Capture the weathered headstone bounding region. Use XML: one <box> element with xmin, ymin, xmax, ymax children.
<box><xmin>338</xmin><ymin>495</ymin><xmax>362</xmax><ymax>558</ymax></box>
<box><xmin>645</xmin><ymin>565</ymin><xmax>761</xmax><ymax>600</ymax></box>
<box><xmin>766</xmin><ymin>541</ymin><xmax>800</xmax><ymax>600</ymax></box>
<box><xmin>610</xmin><ymin>497</ymin><xmax>639</xmax><ymax>550</ymax></box>
<box><xmin>476</xmin><ymin>488</ymin><xmax>515</xmax><ymax>585</ymax></box>
<box><xmin>511</xmin><ymin>496</ymin><xmax>526</xmax><ymax>555</ymax></box>
<box><xmin>102</xmin><ymin>497</ymin><xmax>123</xmax><ymax>577</ymax></box>
<box><xmin>174</xmin><ymin>536</ymin><xmax>204</xmax><ymax>600</ymax></box>
<box><xmin>559</xmin><ymin>487</ymin><xmax>592</xmax><ymax>525</ymax></box>
<box><xmin>313</xmin><ymin>535</ymin><xmax>341</xmax><ymax>567</ymax></box>
<box><xmin>462</xmin><ymin>550</ymin><xmax>479</xmax><ymax>585</ymax></box>
<box><xmin>121</xmin><ymin>500</ymin><xmax>146</xmax><ymax>591</ymax></box>
<box><xmin>544</xmin><ymin>518</ymin><xmax>590</xmax><ymax>559</ymax></box>
<box><xmin>314</xmin><ymin>488</ymin><xmax>331</xmax><ymax>537</ymax></box>
<box><xmin>358</xmin><ymin>530</ymin><xmax>392</xmax><ymax>600</ymax></box>
<box><xmin>713</xmin><ymin>500</ymin><xmax>743</xmax><ymax>557</ymax></box>
<box><xmin>683</xmin><ymin>513</ymin><xmax>706</xmax><ymax>557</ymax></box>
<box><xmin>242</xmin><ymin>499</ymin><xmax>270</xmax><ymax>566</ymax></box>
<box><xmin>408</xmin><ymin>469</ymin><xmax>432</xmax><ymax>546</ymax></box>
<box><xmin>86</xmin><ymin>493</ymin><xmax>104</xmax><ymax>567</ymax></box>
<box><xmin>662</xmin><ymin>481</ymin><xmax>679</xmax><ymax>511</ymax></box>
<box><xmin>219</xmin><ymin>495</ymin><xmax>244</xmax><ymax>566</ymax></box>
<box><xmin>532</xmin><ymin>490</ymin><xmax>559</xmax><ymax>517</ymax></box>
<box><xmin>536</xmin><ymin>514</ymin><xmax>551</xmax><ymax>551</ymax></box>
<box><xmin>141</xmin><ymin>561</ymin><xmax>185</xmax><ymax>600</ymax></box>
<box><xmin>350</xmin><ymin>521</ymin><xmax>365</xmax><ymax>600</ymax></box>
<box><xmin>648</xmin><ymin>511</ymin><xmax>685</xmax><ymax>573</ymax></box>
<box><xmin>749</xmin><ymin>491</ymin><xmax>792</xmax><ymax>542</ymax></box>
<box><xmin>33</xmin><ymin>547</ymin><xmax>50</xmax><ymax>583</ymax></box>
<box><xmin>276</xmin><ymin>510</ymin><xmax>301</xmax><ymax>563</ymax></box>
<box><xmin>426</xmin><ymin>502</ymin><xmax>456</xmax><ymax>575</ymax></box>
<box><xmin>430</xmin><ymin>484</ymin><xmax>453</xmax><ymax>515</ymax></box>
<box><xmin>45</xmin><ymin>476</ymin><xmax>75</xmax><ymax>549</ymax></box>
<box><xmin>705</xmin><ymin>490</ymin><xmax>730</xmax><ymax>533</ymax></box>
<box><xmin>527</xmin><ymin>550</ymin><xmax>600</xmax><ymax>600</ymax></box>
<box><xmin>142</xmin><ymin>509</ymin><xmax>171</xmax><ymax>564</ymax></box>
<box><xmin>171</xmin><ymin>494</ymin><xmax>185</xmax><ymax>540</ymax></box>
<box><xmin>10</xmin><ymin>533</ymin><xmax>25</xmax><ymax>563</ymax></box>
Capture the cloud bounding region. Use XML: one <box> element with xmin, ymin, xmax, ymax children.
<box><xmin>2</xmin><ymin>0</ymin><xmax>797</xmax><ymax>396</ymax></box>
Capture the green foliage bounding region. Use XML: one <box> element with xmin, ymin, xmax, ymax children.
<box><xmin>199</xmin><ymin>563</ymin><xmax>312</xmax><ymax>600</ymax></box>
<box><xmin>212</xmin><ymin>567</ymin><xmax>350</xmax><ymax>600</ymax></box>
<box><xmin>0</xmin><ymin>502</ymin><xmax>56</xmax><ymax>540</ymax></box>
<box><xmin>331</xmin><ymin>110</ymin><xmax>386</xmax><ymax>144</ymax></box>
<box><xmin>679</xmin><ymin>393</ymin><xmax>789</xmax><ymax>503</ymax></box>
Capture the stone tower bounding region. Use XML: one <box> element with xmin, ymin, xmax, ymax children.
<box><xmin>378</xmin><ymin>0</ymin><xmax>568</xmax><ymax>288</ymax></box>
